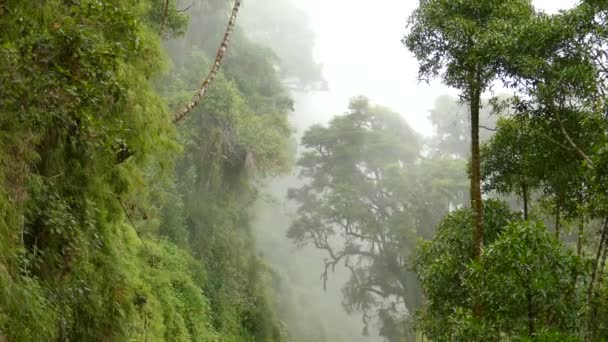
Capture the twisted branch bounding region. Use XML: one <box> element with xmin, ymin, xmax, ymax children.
<box><xmin>173</xmin><ymin>0</ymin><xmax>242</xmax><ymax>123</ymax></box>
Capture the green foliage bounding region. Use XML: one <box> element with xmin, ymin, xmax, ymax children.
<box><xmin>0</xmin><ymin>0</ymin><xmax>180</xmax><ymax>339</ymax></box>
<box><xmin>415</xmin><ymin>200</ymin><xmax>520</xmax><ymax>338</ymax></box>
<box><xmin>408</xmin><ymin>2</ymin><xmax>608</xmax><ymax>340</ymax></box>
<box><xmin>482</xmin><ymin>116</ymin><xmax>541</xmax><ymax>197</ymax></box>
<box><xmin>127</xmin><ymin>239</ymin><xmax>217</xmax><ymax>342</ymax></box>
<box><xmin>0</xmin><ymin>0</ymin><xmax>293</xmax><ymax>340</ymax></box>
<box><xmin>416</xmin><ymin>202</ymin><xmax>585</xmax><ymax>340</ymax></box>
<box><xmin>154</xmin><ymin>11</ymin><xmax>295</xmax><ymax>340</ymax></box>
<box><xmin>404</xmin><ymin>0</ymin><xmax>533</xmax><ymax>91</ymax></box>
<box><xmin>145</xmin><ymin>0</ymin><xmax>190</xmax><ymax>38</ymax></box>
<box><xmin>470</xmin><ymin>221</ymin><xmax>582</xmax><ymax>336</ymax></box>
<box><xmin>405</xmin><ymin>0</ymin><xmax>536</xmax><ymax>264</ymax></box>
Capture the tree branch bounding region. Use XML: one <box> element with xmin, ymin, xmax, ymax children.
<box><xmin>555</xmin><ymin>110</ymin><xmax>595</xmax><ymax>169</ymax></box>
<box><xmin>538</xmin><ymin>130</ymin><xmax>574</xmax><ymax>152</ymax></box>
<box><xmin>174</xmin><ymin>3</ymin><xmax>194</xmax><ymax>13</ymax></box>
<box><xmin>173</xmin><ymin>0</ymin><xmax>242</xmax><ymax>123</ymax></box>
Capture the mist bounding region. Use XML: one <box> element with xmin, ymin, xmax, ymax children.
<box><xmin>288</xmin><ymin>0</ymin><xmax>577</xmax><ymax>134</ymax></box>
<box><xmin>248</xmin><ymin>0</ymin><xmax>579</xmax><ymax>341</ymax></box>
<box><xmin>4</xmin><ymin>0</ymin><xmax>604</xmax><ymax>341</ymax></box>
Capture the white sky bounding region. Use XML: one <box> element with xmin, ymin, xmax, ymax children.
<box><xmin>291</xmin><ymin>0</ymin><xmax>579</xmax><ymax>136</ymax></box>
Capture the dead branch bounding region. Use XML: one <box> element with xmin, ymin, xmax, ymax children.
<box><xmin>173</xmin><ymin>0</ymin><xmax>242</xmax><ymax>123</ymax></box>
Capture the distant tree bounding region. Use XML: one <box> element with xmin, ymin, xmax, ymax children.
<box><xmin>414</xmin><ymin>157</ymin><xmax>469</xmax><ymax>238</ymax></box>
<box><xmin>429</xmin><ymin>95</ymin><xmax>498</xmax><ymax>159</ymax></box>
<box><xmin>240</xmin><ymin>0</ymin><xmax>325</xmax><ymax>90</ymax></box>
<box><xmin>288</xmin><ymin>97</ymin><xmax>427</xmax><ymax>341</ymax></box>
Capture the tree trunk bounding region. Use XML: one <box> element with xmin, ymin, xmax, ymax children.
<box><xmin>588</xmin><ymin>238</ymin><xmax>608</xmax><ymax>341</ymax></box>
<box><xmin>555</xmin><ymin>196</ymin><xmax>561</xmax><ymax>240</ymax></box>
<box><xmin>587</xmin><ymin>219</ymin><xmax>607</xmax><ymax>300</ymax></box>
<box><xmin>470</xmin><ymin>86</ymin><xmax>483</xmax><ymax>259</ymax></box>
<box><xmin>586</xmin><ymin>218</ymin><xmax>608</xmax><ymax>341</ymax></box>
<box><xmin>527</xmin><ymin>290</ymin><xmax>535</xmax><ymax>337</ymax></box>
<box><xmin>522</xmin><ymin>182</ymin><xmax>528</xmax><ymax>221</ymax></box>
<box><xmin>173</xmin><ymin>0</ymin><xmax>241</xmax><ymax>123</ymax></box>
<box><xmin>577</xmin><ymin>219</ymin><xmax>584</xmax><ymax>257</ymax></box>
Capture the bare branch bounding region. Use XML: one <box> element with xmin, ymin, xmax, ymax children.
<box><xmin>173</xmin><ymin>0</ymin><xmax>242</xmax><ymax>123</ymax></box>
<box><xmin>174</xmin><ymin>3</ymin><xmax>194</xmax><ymax>13</ymax></box>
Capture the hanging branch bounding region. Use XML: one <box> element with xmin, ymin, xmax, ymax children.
<box><xmin>173</xmin><ymin>0</ymin><xmax>242</xmax><ymax>123</ymax></box>
<box><xmin>175</xmin><ymin>3</ymin><xmax>194</xmax><ymax>13</ymax></box>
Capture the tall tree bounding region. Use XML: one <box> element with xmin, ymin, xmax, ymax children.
<box><xmin>404</xmin><ymin>0</ymin><xmax>534</xmax><ymax>259</ymax></box>
<box><xmin>496</xmin><ymin>6</ymin><xmax>608</xmax><ymax>337</ymax></box>
<box><xmin>288</xmin><ymin>97</ymin><xmax>428</xmax><ymax>341</ymax></box>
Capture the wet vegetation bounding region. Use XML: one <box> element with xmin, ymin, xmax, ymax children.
<box><xmin>1</xmin><ymin>0</ymin><xmax>608</xmax><ymax>341</ymax></box>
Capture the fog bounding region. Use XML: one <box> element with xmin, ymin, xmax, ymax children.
<box><xmin>289</xmin><ymin>0</ymin><xmax>577</xmax><ymax>135</ymax></box>
<box><xmin>4</xmin><ymin>0</ymin><xmax>601</xmax><ymax>340</ymax></box>
<box><xmin>250</xmin><ymin>0</ymin><xmax>578</xmax><ymax>341</ymax></box>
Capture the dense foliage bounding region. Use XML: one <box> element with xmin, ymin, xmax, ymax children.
<box><xmin>4</xmin><ymin>0</ymin><xmax>608</xmax><ymax>341</ymax></box>
<box><xmin>404</xmin><ymin>0</ymin><xmax>608</xmax><ymax>340</ymax></box>
<box><xmin>0</xmin><ymin>0</ymin><xmax>297</xmax><ymax>340</ymax></box>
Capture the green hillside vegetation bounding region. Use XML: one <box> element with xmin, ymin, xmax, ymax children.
<box><xmin>0</xmin><ymin>0</ymin><xmax>297</xmax><ymax>340</ymax></box>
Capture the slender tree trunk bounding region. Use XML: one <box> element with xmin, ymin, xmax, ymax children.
<box><xmin>527</xmin><ymin>290</ymin><xmax>535</xmax><ymax>337</ymax></box>
<box><xmin>586</xmin><ymin>218</ymin><xmax>608</xmax><ymax>341</ymax></box>
<box><xmin>522</xmin><ymin>182</ymin><xmax>528</xmax><ymax>221</ymax></box>
<box><xmin>588</xmin><ymin>240</ymin><xmax>608</xmax><ymax>341</ymax></box>
<box><xmin>173</xmin><ymin>0</ymin><xmax>241</xmax><ymax>123</ymax></box>
<box><xmin>470</xmin><ymin>85</ymin><xmax>483</xmax><ymax>259</ymax></box>
<box><xmin>597</xmin><ymin>244</ymin><xmax>608</xmax><ymax>292</ymax></box>
<box><xmin>555</xmin><ymin>197</ymin><xmax>561</xmax><ymax>240</ymax></box>
<box><xmin>577</xmin><ymin>219</ymin><xmax>584</xmax><ymax>257</ymax></box>
<box><xmin>587</xmin><ymin>219</ymin><xmax>607</xmax><ymax>300</ymax></box>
